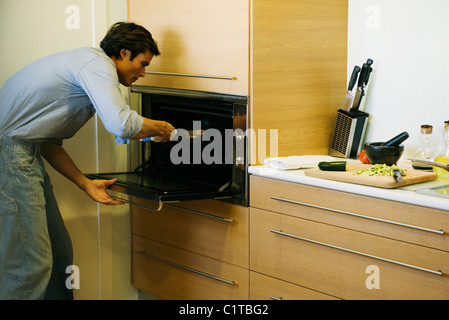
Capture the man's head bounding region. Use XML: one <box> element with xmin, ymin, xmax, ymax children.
<box><xmin>100</xmin><ymin>22</ymin><xmax>160</xmax><ymax>86</ymax></box>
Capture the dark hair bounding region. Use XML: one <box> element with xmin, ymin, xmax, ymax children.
<box><xmin>100</xmin><ymin>22</ymin><xmax>160</xmax><ymax>60</ymax></box>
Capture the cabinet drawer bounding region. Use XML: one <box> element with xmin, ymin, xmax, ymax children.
<box><xmin>131</xmin><ymin>199</ymin><xmax>249</xmax><ymax>268</ymax></box>
<box><xmin>129</xmin><ymin>0</ymin><xmax>249</xmax><ymax>95</ymax></box>
<box><xmin>132</xmin><ymin>235</ymin><xmax>249</xmax><ymax>300</ymax></box>
<box><xmin>250</xmin><ymin>271</ymin><xmax>338</xmax><ymax>300</ymax></box>
<box><xmin>250</xmin><ymin>175</ymin><xmax>449</xmax><ymax>251</ymax></box>
<box><xmin>250</xmin><ymin>208</ymin><xmax>449</xmax><ymax>299</ymax></box>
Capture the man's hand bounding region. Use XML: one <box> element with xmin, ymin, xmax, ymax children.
<box><xmin>154</xmin><ymin>120</ymin><xmax>176</xmax><ymax>142</ymax></box>
<box><xmin>81</xmin><ymin>178</ymin><xmax>125</xmax><ymax>205</ymax></box>
<box><xmin>132</xmin><ymin>118</ymin><xmax>175</xmax><ymax>142</ymax></box>
<box><xmin>41</xmin><ymin>142</ymin><xmax>125</xmax><ymax>205</ymax></box>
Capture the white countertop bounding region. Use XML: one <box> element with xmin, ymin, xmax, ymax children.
<box><xmin>248</xmin><ymin>164</ymin><xmax>449</xmax><ymax>212</ymax></box>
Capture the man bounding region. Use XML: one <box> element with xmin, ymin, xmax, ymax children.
<box><xmin>0</xmin><ymin>22</ymin><xmax>174</xmax><ymax>299</ymax></box>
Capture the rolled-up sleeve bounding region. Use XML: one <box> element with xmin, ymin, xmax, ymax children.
<box><xmin>77</xmin><ymin>58</ymin><xmax>143</xmax><ymax>138</ymax></box>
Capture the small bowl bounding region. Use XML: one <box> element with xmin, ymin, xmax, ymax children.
<box><xmin>363</xmin><ymin>142</ymin><xmax>404</xmax><ymax>165</ymax></box>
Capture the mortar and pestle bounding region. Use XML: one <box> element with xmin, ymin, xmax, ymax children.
<box><xmin>364</xmin><ymin>131</ymin><xmax>409</xmax><ymax>165</ymax></box>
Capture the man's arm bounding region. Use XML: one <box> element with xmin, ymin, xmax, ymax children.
<box><xmin>131</xmin><ymin>117</ymin><xmax>175</xmax><ymax>141</ymax></box>
<box><xmin>40</xmin><ymin>142</ymin><xmax>123</xmax><ymax>205</ymax></box>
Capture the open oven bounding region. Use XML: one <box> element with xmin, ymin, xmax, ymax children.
<box><xmin>86</xmin><ymin>86</ymin><xmax>249</xmax><ymax>210</ymax></box>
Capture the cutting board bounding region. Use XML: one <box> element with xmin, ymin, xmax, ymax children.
<box><xmin>304</xmin><ymin>163</ymin><xmax>438</xmax><ymax>188</ymax></box>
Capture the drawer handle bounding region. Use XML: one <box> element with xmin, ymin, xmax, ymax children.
<box><xmin>270</xmin><ymin>196</ymin><xmax>445</xmax><ymax>235</ymax></box>
<box><xmin>165</xmin><ymin>204</ymin><xmax>234</xmax><ymax>223</ymax></box>
<box><xmin>145</xmin><ymin>71</ymin><xmax>236</xmax><ymax>80</ymax></box>
<box><xmin>136</xmin><ymin>250</ymin><xmax>235</xmax><ymax>285</ymax></box>
<box><xmin>270</xmin><ymin>230</ymin><xmax>443</xmax><ymax>276</ymax></box>
<box><xmin>270</xmin><ymin>296</ymin><xmax>283</xmax><ymax>300</ymax></box>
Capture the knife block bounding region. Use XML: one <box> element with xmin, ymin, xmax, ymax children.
<box><xmin>329</xmin><ymin>109</ymin><xmax>369</xmax><ymax>158</ymax></box>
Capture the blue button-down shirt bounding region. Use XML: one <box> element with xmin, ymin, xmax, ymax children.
<box><xmin>0</xmin><ymin>47</ymin><xmax>143</xmax><ymax>144</ymax></box>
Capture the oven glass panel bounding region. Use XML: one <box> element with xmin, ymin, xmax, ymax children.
<box><xmin>140</xmin><ymin>93</ymin><xmax>234</xmax><ymax>188</ymax></box>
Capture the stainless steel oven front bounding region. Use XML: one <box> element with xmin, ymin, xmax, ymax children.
<box><xmin>86</xmin><ymin>86</ymin><xmax>249</xmax><ymax>209</ymax></box>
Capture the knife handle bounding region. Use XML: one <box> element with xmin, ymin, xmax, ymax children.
<box><xmin>357</xmin><ymin>64</ymin><xmax>368</xmax><ymax>87</ymax></box>
<box><xmin>348</xmin><ymin>66</ymin><xmax>361</xmax><ymax>91</ymax></box>
<box><xmin>364</xmin><ymin>66</ymin><xmax>373</xmax><ymax>86</ymax></box>
<box><xmin>350</xmin><ymin>59</ymin><xmax>374</xmax><ymax>112</ymax></box>
<box><xmin>362</xmin><ymin>59</ymin><xmax>373</xmax><ymax>86</ymax></box>
<box><xmin>357</xmin><ymin>59</ymin><xmax>374</xmax><ymax>87</ymax></box>
<box><xmin>408</xmin><ymin>158</ymin><xmax>449</xmax><ymax>171</ymax></box>
<box><xmin>359</xmin><ymin>64</ymin><xmax>371</xmax><ymax>87</ymax></box>
<box><xmin>393</xmin><ymin>169</ymin><xmax>404</xmax><ymax>183</ymax></box>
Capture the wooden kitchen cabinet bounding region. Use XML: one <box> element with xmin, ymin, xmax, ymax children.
<box><xmin>250</xmin><ymin>175</ymin><xmax>449</xmax><ymax>300</ymax></box>
<box><xmin>128</xmin><ymin>0</ymin><xmax>249</xmax><ymax>95</ymax></box>
<box><xmin>251</xmin><ymin>0</ymin><xmax>347</xmax><ymax>160</ymax></box>
<box><xmin>130</xmin><ymin>199</ymin><xmax>249</xmax><ymax>299</ymax></box>
<box><xmin>250</xmin><ymin>176</ymin><xmax>449</xmax><ymax>252</ymax></box>
<box><xmin>128</xmin><ymin>0</ymin><xmax>348</xmax><ymax>161</ymax></box>
<box><xmin>132</xmin><ymin>234</ymin><xmax>249</xmax><ymax>300</ymax></box>
<box><xmin>131</xmin><ymin>199</ymin><xmax>249</xmax><ymax>268</ymax></box>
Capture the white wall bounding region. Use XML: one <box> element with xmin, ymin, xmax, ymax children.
<box><xmin>348</xmin><ymin>0</ymin><xmax>449</xmax><ymax>157</ymax></box>
<box><xmin>0</xmin><ymin>0</ymin><xmax>134</xmax><ymax>300</ymax></box>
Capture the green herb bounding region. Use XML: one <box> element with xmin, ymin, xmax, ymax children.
<box><xmin>354</xmin><ymin>164</ymin><xmax>407</xmax><ymax>176</ymax></box>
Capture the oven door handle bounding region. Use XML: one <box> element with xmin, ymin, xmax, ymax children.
<box><xmin>145</xmin><ymin>71</ymin><xmax>235</xmax><ymax>80</ymax></box>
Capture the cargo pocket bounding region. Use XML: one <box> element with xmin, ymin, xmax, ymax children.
<box><xmin>0</xmin><ymin>189</ymin><xmax>18</xmax><ymax>216</ymax></box>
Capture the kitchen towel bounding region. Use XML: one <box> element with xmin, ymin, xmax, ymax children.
<box><xmin>264</xmin><ymin>155</ymin><xmax>337</xmax><ymax>170</ymax></box>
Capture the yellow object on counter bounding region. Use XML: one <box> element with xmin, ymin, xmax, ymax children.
<box><xmin>433</xmin><ymin>155</ymin><xmax>449</xmax><ymax>178</ymax></box>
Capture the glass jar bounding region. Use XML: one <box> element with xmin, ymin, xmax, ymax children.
<box><xmin>433</xmin><ymin>121</ymin><xmax>449</xmax><ymax>178</ymax></box>
<box><xmin>412</xmin><ymin>124</ymin><xmax>436</xmax><ymax>170</ymax></box>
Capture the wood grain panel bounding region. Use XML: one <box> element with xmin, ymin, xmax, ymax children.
<box><xmin>251</xmin><ymin>0</ymin><xmax>348</xmax><ymax>163</ymax></box>
<box><xmin>132</xmin><ymin>235</ymin><xmax>249</xmax><ymax>300</ymax></box>
<box><xmin>128</xmin><ymin>0</ymin><xmax>249</xmax><ymax>95</ymax></box>
<box><xmin>131</xmin><ymin>199</ymin><xmax>249</xmax><ymax>268</ymax></box>
<box><xmin>250</xmin><ymin>208</ymin><xmax>449</xmax><ymax>300</ymax></box>
<box><xmin>250</xmin><ymin>175</ymin><xmax>449</xmax><ymax>252</ymax></box>
<box><xmin>250</xmin><ymin>271</ymin><xmax>339</xmax><ymax>300</ymax></box>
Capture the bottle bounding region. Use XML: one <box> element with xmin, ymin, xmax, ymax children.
<box><xmin>433</xmin><ymin>121</ymin><xmax>449</xmax><ymax>178</ymax></box>
<box><xmin>412</xmin><ymin>125</ymin><xmax>436</xmax><ymax>170</ymax></box>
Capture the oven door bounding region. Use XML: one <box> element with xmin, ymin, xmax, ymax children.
<box><xmin>85</xmin><ymin>86</ymin><xmax>248</xmax><ymax>210</ymax></box>
<box><xmin>85</xmin><ymin>171</ymin><xmax>236</xmax><ymax>211</ymax></box>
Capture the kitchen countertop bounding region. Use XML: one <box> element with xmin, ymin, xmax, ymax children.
<box><xmin>248</xmin><ymin>164</ymin><xmax>449</xmax><ymax>212</ymax></box>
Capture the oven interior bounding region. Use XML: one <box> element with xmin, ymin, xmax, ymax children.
<box><xmin>141</xmin><ymin>92</ymin><xmax>234</xmax><ymax>187</ymax></box>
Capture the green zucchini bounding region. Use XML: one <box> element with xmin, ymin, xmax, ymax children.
<box><xmin>318</xmin><ymin>161</ymin><xmax>347</xmax><ymax>171</ymax></box>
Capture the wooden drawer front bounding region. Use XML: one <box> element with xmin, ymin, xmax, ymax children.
<box><xmin>250</xmin><ymin>208</ymin><xmax>449</xmax><ymax>300</ymax></box>
<box><xmin>131</xmin><ymin>200</ymin><xmax>249</xmax><ymax>268</ymax></box>
<box><xmin>250</xmin><ymin>271</ymin><xmax>338</xmax><ymax>300</ymax></box>
<box><xmin>132</xmin><ymin>235</ymin><xmax>249</xmax><ymax>300</ymax></box>
<box><xmin>250</xmin><ymin>175</ymin><xmax>449</xmax><ymax>251</ymax></box>
<box><xmin>129</xmin><ymin>0</ymin><xmax>249</xmax><ymax>95</ymax></box>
